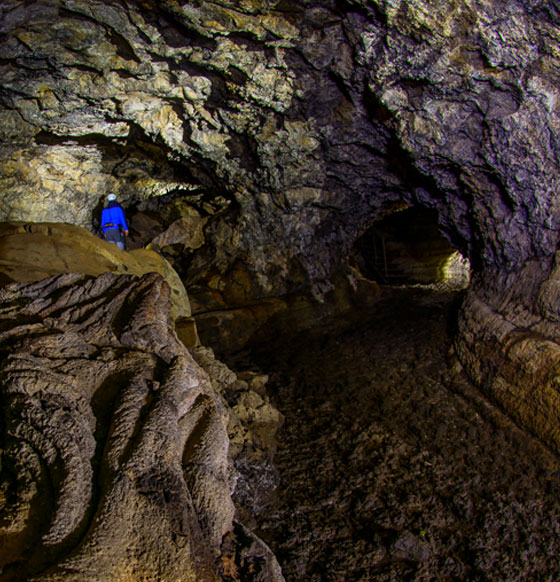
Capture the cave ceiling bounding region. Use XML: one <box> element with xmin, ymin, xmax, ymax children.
<box><xmin>1</xmin><ymin>0</ymin><xmax>558</xmax><ymax>301</ymax></box>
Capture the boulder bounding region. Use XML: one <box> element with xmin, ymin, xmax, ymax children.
<box><xmin>0</xmin><ymin>221</ymin><xmax>190</xmax><ymax>320</ymax></box>
<box><xmin>0</xmin><ymin>271</ymin><xmax>284</xmax><ymax>581</ymax></box>
<box><xmin>0</xmin><ymin>272</ymin><xmax>230</xmax><ymax>581</ymax></box>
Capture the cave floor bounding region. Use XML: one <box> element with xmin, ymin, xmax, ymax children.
<box><xmin>243</xmin><ymin>286</ymin><xmax>560</xmax><ymax>582</ymax></box>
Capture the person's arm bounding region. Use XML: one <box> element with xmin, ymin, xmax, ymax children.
<box><xmin>101</xmin><ymin>208</ymin><xmax>109</xmax><ymax>234</ymax></box>
<box><xmin>117</xmin><ymin>207</ymin><xmax>129</xmax><ymax>235</ymax></box>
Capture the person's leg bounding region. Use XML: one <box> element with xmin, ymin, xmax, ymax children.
<box><xmin>104</xmin><ymin>228</ymin><xmax>120</xmax><ymax>247</ymax></box>
<box><xmin>116</xmin><ymin>231</ymin><xmax>126</xmax><ymax>251</ymax></box>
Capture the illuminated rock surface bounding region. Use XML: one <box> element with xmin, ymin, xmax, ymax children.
<box><xmin>0</xmin><ymin>221</ymin><xmax>190</xmax><ymax>318</ymax></box>
<box><xmin>0</xmin><ymin>271</ymin><xmax>282</xmax><ymax>581</ymax></box>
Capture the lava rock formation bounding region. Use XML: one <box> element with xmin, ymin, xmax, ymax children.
<box><xmin>1</xmin><ymin>0</ymin><xmax>560</xmax><ymax>580</ymax></box>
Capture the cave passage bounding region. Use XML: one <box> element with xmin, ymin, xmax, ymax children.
<box><xmin>351</xmin><ymin>207</ymin><xmax>470</xmax><ymax>289</ymax></box>
<box><xmin>241</xmin><ymin>287</ymin><xmax>560</xmax><ymax>581</ymax></box>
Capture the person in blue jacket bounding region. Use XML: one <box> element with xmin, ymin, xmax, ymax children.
<box><xmin>101</xmin><ymin>193</ymin><xmax>129</xmax><ymax>250</ymax></box>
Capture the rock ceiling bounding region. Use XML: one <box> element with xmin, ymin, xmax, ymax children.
<box><xmin>1</xmin><ymin>0</ymin><xmax>557</xmax><ymax>293</ymax></box>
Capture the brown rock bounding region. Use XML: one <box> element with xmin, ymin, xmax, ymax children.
<box><xmin>0</xmin><ymin>221</ymin><xmax>190</xmax><ymax>320</ymax></box>
<box><xmin>191</xmin><ymin>346</ymin><xmax>284</xmax><ymax>529</ymax></box>
<box><xmin>1</xmin><ymin>0</ymin><xmax>560</xmax><ymax>470</ymax></box>
<box><xmin>0</xmin><ymin>271</ymin><xmax>233</xmax><ymax>581</ymax></box>
<box><xmin>175</xmin><ymin>316</ymin><xmax>201</xmax><ymax>348</ymax></box>
<box><xmin>455</xmin><ymin>289</ymin><xmax>560</xmax><ymax>453</ymax></box>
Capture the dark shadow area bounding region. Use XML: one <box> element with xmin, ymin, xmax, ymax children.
<box><xmin>351</xmin><ymin>206</ymin><xmax>470</xmax><ymax>288</ymax></box>
<box><xmin>235</xmin><ymin>286</ymin><xmax>560</xmax><ymax>582</ymax></box>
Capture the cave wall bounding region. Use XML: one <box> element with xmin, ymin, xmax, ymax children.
<box><xmin>1</xmin><ymin>1</ymin><xmax>560</xmax><ymax>462</ymax></box>
<box><xmin>0</xmin><ymin>0</ymin><xmax>405</xmax><ymax>300</ymax></box>
<box><xmin>2</xmin><ymin>1</ymin><xmax>559</xmax><ymax>293</ymax></box>
<box><xmin>0</xmin><ymin>272</ymin><xmax>234</xmax><ymax>581</ymax></box>
<box><xmin>0</xmin><ymin>269</ymin><xmax>287</xmax><ymax>582</ymax></box>
<box><xmin>2</xmin><ymin>1</ymin><xmax>560</xmax><ymax>579</ymax></box>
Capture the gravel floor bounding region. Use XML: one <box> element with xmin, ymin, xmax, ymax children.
<box><xmin>244</xmin><ymin>287</ymin><xmax>560</xmax><ymax>581</ymax></box>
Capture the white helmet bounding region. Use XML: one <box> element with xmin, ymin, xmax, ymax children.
<box><xmin>107</xmin><ymin>193</ymin><xmax>117</xmax><ymax>201</ymax></box>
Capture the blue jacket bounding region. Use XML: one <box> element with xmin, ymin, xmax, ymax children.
<box><xmin>101</xmin><ymin>202</ymin><xmax>128</xmax><ymax>234</ymax></box>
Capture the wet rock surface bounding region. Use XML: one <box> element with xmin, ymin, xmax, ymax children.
<box><xmin>242</xmin><ymin>288</ymin><xmax>560</xmax><ymax>581</ymax></box>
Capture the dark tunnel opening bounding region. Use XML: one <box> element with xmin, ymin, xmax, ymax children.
<box><xmin>350</xmin><ymin>206</ymin><xmax>471</xmax><ymax>289</ymax></box>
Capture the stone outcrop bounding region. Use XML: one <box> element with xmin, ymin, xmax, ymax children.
<box><xmin>192</xmin><ymin>348</ymin><xmax>284</xmax><ymax>529</ymax></box>
<box><xmin>0</xmin><ymin>221</ymin><xmax>190</xmax><ymax>319</ymax></box>
<box><xmin>0</xmin><ymin>271</ymin><xmax>227</xmax><ymax>580</ymax></box>
<box><xmin>1</xmin><ymin>1</ymin><xmax>559</xmax><ymax>284</ymax></box>
<box><xmin>455</xmin><ymin>271</ymin><xmax>560</xmax><ymax>455</ymax></box>
<box><xmin>0</xmin><ymin>271</ymin><xmax>283</xmax><ymax>581</ymax></box>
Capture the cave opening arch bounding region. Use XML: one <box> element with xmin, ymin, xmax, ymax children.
<box><xmin>350</xmin><ymin>205</ymin><xmax>471</xmax><ymax>290</ymax></box>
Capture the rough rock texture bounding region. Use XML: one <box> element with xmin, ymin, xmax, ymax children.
<box><xmin>247</xmin><ymin>288</ymin><xmax>560</xmax><ymax>580</ymax></box>
<box><xmin>1</xmin><ymin>0</ymin><xmax>560</xmax><ymax>535</ymax></box>
<box><xmin>0</xmin><ymin>272</ymin><xmax>282</xmax><ymax>582</ymax></box>
<box><xmin>353</xmin><ymin>0</ymin><xmax>560</xmax><ymax>453</ymax></box>
<box><xmin>2</xmin><ymin>1</ymin><xmax>560</xmax><ymax>455</ymax></box>
<box><xmin>0</xmin><ymin>221</ymin><xmax>191</xmax><ymax>319</ymax></box>
<box><xmin>2</xmin><ymin>1</ymin><xmax>558</xmax><ymax>286</ymax></box>
<box><xmin>192</xmin><ymin>347</ymin><xmax>284</xmax><ymax>530</ymax></box>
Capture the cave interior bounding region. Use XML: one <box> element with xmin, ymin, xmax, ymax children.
<box><xmin>1</xmin><ymin>0</ymin><xmax>560</xmax><ymax>581</ymax></box>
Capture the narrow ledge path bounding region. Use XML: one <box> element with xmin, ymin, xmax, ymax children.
<box><xmin>245</xmin><ymin>288</ymin><xmax>560</xmax><ymax>582</ymax></box>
